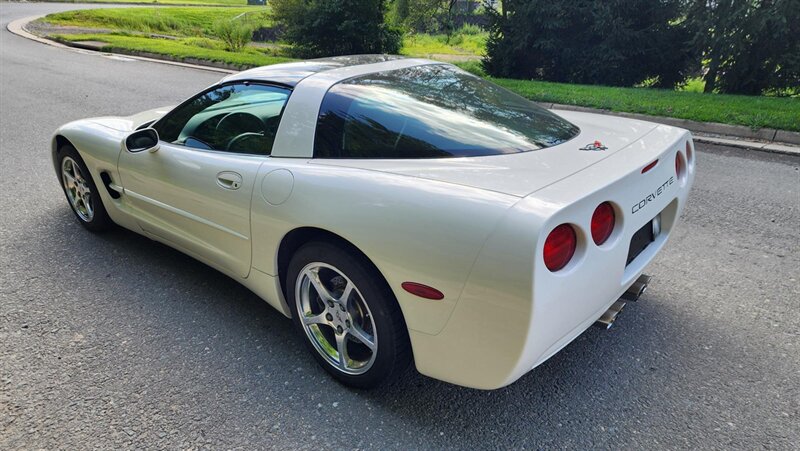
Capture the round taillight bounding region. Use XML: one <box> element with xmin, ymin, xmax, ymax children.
<box><xmin>675</xmin><ymin>151</ymin><xmax>685</xmax><ymax>179</ymax></box>
<box><xmin>591</xmin><ymin>202</ymin><xmax>616</xmax><ymax>245</ymax></box>
<box><xmin>543</xmin><ymin>224</ymin><xmax>577</xmax><ymax>272</ymax></box>
<box><xmin>685</xmin><ymin>140</ymin><xmax>693</xmax><ymax>165</ymax></box>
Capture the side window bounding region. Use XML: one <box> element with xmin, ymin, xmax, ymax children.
<box><xmin>154</xmin><ymin>83</ymin><xmax>291</xmax><ymax>155</ymax></box>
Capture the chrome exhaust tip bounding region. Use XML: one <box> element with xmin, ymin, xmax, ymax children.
<box><xmin>594</xmin><ymin>300</ymin><xmax>627</xmax><ymax>329</ymax></box>
<box><xmin>595</xmin><ymin>275</ymin><xmax>652</xmax><ymax>329</ymax></box>
<box><xmin>621</xmin><ymin>274</ymin><xmax>651</xmax><ymax>302</ymax></box>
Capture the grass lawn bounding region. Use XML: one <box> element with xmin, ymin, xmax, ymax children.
<box><xmin>401</xmin><ymin>30</ymin><xmax>487</xmax><ymax>57</ymax></box>
<box><xmin>491</xmin><ymin>78</ymin><xmax>800</xmax><ymax>131</ymax></box>
<box><xmin>53</xmin><ymin>33</ymin><xmax>291</xmax><ymax>68</ymax></box>
<box><xmin>33</xmin><ymin>0</ymin><xmax>250</xmax><ymax>6</ymax></box>
<box><xmin>42</xmin><ymin>7</ymin><xmax>270</xmax><ymax>37</ymax></box>
<box><xmin>39</xmin><ymin>9</ymin><xmax>799</xmax><ymax>132</ymax></box>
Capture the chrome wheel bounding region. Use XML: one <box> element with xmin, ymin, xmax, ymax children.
<box><xmin>295</xmin><ymin>262</ymin><xmax>378</xmax><ymax>375</ymax></box>
<box><xmin>61</xmin><ymin>156</ymin><xmax>94</xmax><ymax>222</ymax></box>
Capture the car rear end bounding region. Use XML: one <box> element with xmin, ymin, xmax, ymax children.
<box><xmin>408</xmin><ymin>123</ymin><xmax>696</xmax><ymax>389</ymax></box>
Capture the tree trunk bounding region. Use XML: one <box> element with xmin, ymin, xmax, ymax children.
<box><xmin>704</xmin><ymin>58</ymin><xmax>718</xmax><ymax>93</ymax></box>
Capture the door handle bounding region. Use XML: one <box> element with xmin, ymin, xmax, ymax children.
<box><xmin>216</xmin><ymin>171</ymin><xmax>242</xmax><ymax>190</ymax></box>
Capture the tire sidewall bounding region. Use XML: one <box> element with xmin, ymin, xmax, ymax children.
<box><xmin>287</xmin><ymin>241</ymin><xmax>408</xmax><ymax>389</ymax></box>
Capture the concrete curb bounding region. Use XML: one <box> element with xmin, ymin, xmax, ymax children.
<box><xmin>7</xmin><ymin>15</ymin><xmax>800</xmax><ymax>156</ymax></box>
<box><xmin>6</xmin><ymin>15</ymin><xmax>234</xmax><ymax>75</ymax></box>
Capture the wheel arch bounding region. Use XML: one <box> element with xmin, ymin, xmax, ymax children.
<box><xmin>52</xmin><ymin>134</ymin><xmax>75</xmax><ymax>174</ymax></box>
<box><xmin>276</xmin><ymin>227</ymin><xmax>401</xmax><ymax>320</ymax></box>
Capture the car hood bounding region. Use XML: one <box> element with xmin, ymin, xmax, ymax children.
<box><xmin>311</xmin><ymin>110</ymin><xmax>661</xmax><ymax>197</ymax></box>
<box><xmin>85</xmin><ymin>106</ymin><xmax>174</xmax><ymax>132</ymax></box>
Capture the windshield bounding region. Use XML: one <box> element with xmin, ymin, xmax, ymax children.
<box><xmin>314</xmin><ymin>64</ymin><xmax>580</xmax><ymax>159</ymax></box>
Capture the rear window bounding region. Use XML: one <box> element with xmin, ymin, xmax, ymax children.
<box><xmin>314</xmin><ymin>64</ymin><xmax>579</xmax><ymax>159</ymax></box>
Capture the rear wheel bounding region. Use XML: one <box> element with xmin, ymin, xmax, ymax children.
<box><xmin>287</xmin><ymin>241</ymin><xmax>411</xmax><ymax>388</ymax></box>
<box><xmin>58</xmin><ymin>145</ymin><xmax>113</xmax><ymax>232</ymax></box>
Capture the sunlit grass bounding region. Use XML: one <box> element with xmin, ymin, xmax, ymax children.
<box><xmin>41</xmin><ymin>7</ymin><xmax>271</xmax><ymax>37</ymax></box>
<box><xmin>491</xmin><ymin>78</ymin><xmax>800</xmax><ymax>131</ymax></box>
<box><xmin>401</xmin><ymin>28</ymin><xmax>487</xmax><ymax>56</ymax></box>
<box><xmin>680</xmin><ymin>77</ymin><xmax>706</xmax><ymax>93</ymax></box>
<box><xmin>38</xmin><ymin>0</ymin><xmax>250</xmax><ymax>6</ymax></box>
<box><xmin>53</xmin><ymin>33</ymin><xmax>291</xmax><ymax>68</ymax></box>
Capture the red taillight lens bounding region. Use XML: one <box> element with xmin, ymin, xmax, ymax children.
<box><xmin>641</xmin><ymin>159</ymin><xmax>658</xmax><ymax>174</ymax></box>
<box><xmin>543</xmin><ymin>224</ymin><xmax>577</xmax><ymax>272</ymax></box>
<box><xmin>591</xmin><ymin>202</ymin><xmax>616</xmax><ymax>245</ymax></box>
<box><xmin>675</xmin><ymin>152</ymin><xmax>685</xmax><ymax>179</ymax></box>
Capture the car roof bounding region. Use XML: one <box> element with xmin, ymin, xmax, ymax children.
<box><xmin>221</xmin><ymin>55</ymin><xmax>430</xmax><ymax>87</ymax></box>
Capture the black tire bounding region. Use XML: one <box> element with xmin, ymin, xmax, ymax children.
<box><xmin>57</xmin><ymin>145</ymin><xmax>113</xmax><ymax>232</ymax></box>
<box><xmin>287</xmin><ymin>241</ymin><xmax>411</xmax><ymax>389</ymax></box>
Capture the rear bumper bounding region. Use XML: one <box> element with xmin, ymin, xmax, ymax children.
<box><xmin>410</xmin><ymin>125</ymin><xmax>696</xmax><ymax>389</ymax></box>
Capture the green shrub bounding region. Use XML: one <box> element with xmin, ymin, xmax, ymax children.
<box><xmin>212</xmin><ymin>18</ymin><xmax>254</xmax><ymax>52</ymax></box>
<box><xmin>484</xmin><ymin>0</ymin><xmax>692</xmax><ymax>88</ymax></box>
<box><xmin>270</xmin><ymin>0</ymin><xmax>401</xmax><ymax>58</ymax></box>
<box><xmin>457</xmin><ymin>23</ymin><xmax>483</xmax><ymax>36</ymax></box>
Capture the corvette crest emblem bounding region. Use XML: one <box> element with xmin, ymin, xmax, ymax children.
<box><xmin>579</xmin><ymin>141</ymin><xmax>608</xmax><ymax>151</ymax></box>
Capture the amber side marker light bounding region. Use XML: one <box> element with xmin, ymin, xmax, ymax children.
<box><xmin>402</xmin><ymin>282</ymin><xmax>445</xmax><ymax>300</ymax></box>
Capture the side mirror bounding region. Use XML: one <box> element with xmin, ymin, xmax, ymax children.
<box><xmin>125</xmin><ymin>128</ymin><xmax>160</xmax><ymax>153</ymax></box>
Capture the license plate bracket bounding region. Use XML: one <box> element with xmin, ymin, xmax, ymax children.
<box><xmin>627</xmin><ymin>218</ymin><xmax>656</xmax><ymax>265</ymax></box>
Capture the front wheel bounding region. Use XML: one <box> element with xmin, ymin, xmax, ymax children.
<box><xmin>58</xmin><ymin>145</ymin><xmax>113</xmax><ymax>232</ymax></box>
<box><xmin>287</xmin><ymin>242</ymin><xmax>411</xmax><ymax>388</ymax></box>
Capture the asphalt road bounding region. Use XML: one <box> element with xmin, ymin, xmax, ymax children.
<box><xmin>2</xmin><ymin>3</ymin><xmax>799</xmax><ymax>449</ymax></box>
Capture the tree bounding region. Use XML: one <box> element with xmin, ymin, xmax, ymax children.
<box><xmin>391</xmin><ymin>0</ymin><xmax>460</xmax><ymax>34</ymax></box>
<box><xmin>687</xmin><ymin>0</ymin><xmax>800</xmax><ymax>95</ymax></box>
<box><xmin>483</xmin><ymin>0</ymin><xmax>693</xmax><ymax>88</ymax></box>
<box><xmin>270</xmin><ymin>0</ymin><xmax>402</xmax><ymax>58</ymax></box>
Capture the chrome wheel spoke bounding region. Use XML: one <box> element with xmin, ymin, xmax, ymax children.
<box><xmin>302</xmin><ymin>312</ymin><xmax>328</xmax><ymax>326</ymax></box>
<box><xmin>61</xmin><ymin>156</ymin><xmax>94</xmax><ymax>222</ymax></box>
<box><xmin>339</xmin><ymin>281</ymin><xmax>354</xmax><ymax>310</ymax></box>
<box><xmin>83</xmin><ymin>194</ymin><xmax>93</xmax><ymax>215</ymax></box>
<box><xmin>64</xmin><ymin>172</ymin><xmax>76</xmax><ymax>189</ymax></box>
<box><xmin>306</xmin><ymin>268</ymin><xmax>333</xmax><ymax>302</ymax></box>
<box><xmin>348</xmin><ymin>326</ymin><xmax>376</xmax><ymax>351</ymax></box>
<box><xmin>296</xmin><ymin>262</ymin><xmax>378</xmax><ymax>375</ymax></box>
<box><xmin>335</xmin><ymin>332</ymin><xmax>350</xmax><ymax>370</ymax></box>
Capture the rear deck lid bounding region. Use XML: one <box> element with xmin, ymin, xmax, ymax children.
<box><xmin>312</xmin><ymin>110</ymin><xmax>659</xmax><ymax>197</ymax></box>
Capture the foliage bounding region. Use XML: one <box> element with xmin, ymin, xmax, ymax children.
<box><xmin>37</xmin><ymin>0</ymin><xmax>247</xmax><ymax>5</ymax></box>
<box><xmin>391</xmin><ymin>0</ymin><xmax>482</xmax><ymax>34</ymax></box>
<box><xmin>212</xmin><ymin>18</ymin><xmax>254</xmax><ymax>51</ymax></box>
<box><xmin>454</xmin><ymin>60</ymin><xmax>486</xmax><ymax>77</ymax></box>
<box><xmin>490</xmin><ymin>77</ymin><xmax>800</xmax><ymax>131</ymax></box>
<box><xmin>269</xmin><ymin>0</ymin><xmax>401</xmax><ymax>57</ymax></box>
<box><xmin>401</xmin><ymin>26</ymin><xmax>487</xmax><ymax>55</ymax></box>
<box><xmin>483</xmin><ymin>0</ymin><xmax>693</xmax><ymax>88</ymax></box>
<box><xmin>686</xmin><ymin>0</ymin><xmax>800</xmax><ymax>95</ymax></box>
<box><xmin>42</xmin><ymin>7</ymin><xmax>268</xmax><ymax>37</ymax></box>
<box><xmin>48</xmin><ymin>29</ymin><xmax>800</xmax><ymax>131</ymax></box>
<box><xmin>52</xmin><ymin>33</ymin><xmax>291</xmax><ymax>68</ymax></box>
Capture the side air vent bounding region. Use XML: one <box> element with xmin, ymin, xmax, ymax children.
<box><xmin>99</xmin><ymin>172</ymin><xmax>122</xmax><ymax>199</ymax></box>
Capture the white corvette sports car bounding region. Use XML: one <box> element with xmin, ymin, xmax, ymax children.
<box><xmin>52</xmin><ymin>55</ymin><xmax>695</xmax><ymax>389</ymax></box>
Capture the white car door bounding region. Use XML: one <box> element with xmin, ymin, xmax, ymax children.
<box><xmin>117</xmin><ymin>82</ymin><xmax>291</xmax><ymax>278</ymax></box>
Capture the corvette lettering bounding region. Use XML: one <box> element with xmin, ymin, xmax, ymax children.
<box><xmin>632</xmin><ymin>177</ymin><xmax>674</xmax><ymax>214</ymax></box>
